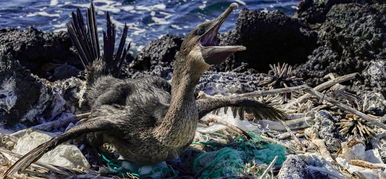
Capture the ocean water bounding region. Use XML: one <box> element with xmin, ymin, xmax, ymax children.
<box><xmin>0</xmin><ymin>0</ymin><xmax>299</xmax><ymax>50</ymax></box>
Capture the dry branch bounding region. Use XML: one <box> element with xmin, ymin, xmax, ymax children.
<box><xmin>259</xmin><ymin>156</ymin><xmax>278</xmax><ymax>179</ymax></box>
<box><xmin>305</xmin><ymin>87</ymin><xmax>386</xmax><ymax>130</ymax></box>
<box><xmin>350</xmin><ymin>160</ymin><xmax>386</xmax><ymax>170</ymax></box>
<box><xmin>285</xmin><ymin>73</ymin><xmax>358</xmax><ymax>109</ymax></box>
<box><xmin>279</xmin><ymin>120</ymin><xmax>306</xmax><ymax>151</ymax></box>
<box><xmin>238</xmin><ymin>84</ymin><xmax>308</xmax><ymax>98</ymax></box>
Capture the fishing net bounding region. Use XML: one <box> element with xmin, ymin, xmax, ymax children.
<box><xmin>102</xmin><ymin>132</ymin><xmax>286</xmax><ymax>178</ymax></box>
<box><xmin>192</xmin><ymin>132</ymin><xmax>287</xmax><ymax>178</ymax></box>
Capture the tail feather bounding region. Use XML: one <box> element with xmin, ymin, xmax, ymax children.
<box><xmin>103</xmin><ymin>12</ymin><xmax>115</xmax><ymax>64</ymax></box>
<box><xmin>67</xmin><ymin>5</ymin><xmax>99</xmax><ymax>70</ymax></box>
<box><xmin>88</xmin><ymin>3</ymin><xmax>100</xmax><ymax>60</ymax></box>
<box><xmin>67</xmin><ymin>2</ymin><xmax>132</xmax><ymax>84</ymax></box>
<box><xmin>4</xmin><ymin>119</ymin><xmax>113</xmax><ymax>177</ymax></box>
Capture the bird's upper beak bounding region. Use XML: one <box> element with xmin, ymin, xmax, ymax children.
<box><xmin>199</xmin><ymin>3</ymin><xmax>246</xmax><ymax>65</ymax></box>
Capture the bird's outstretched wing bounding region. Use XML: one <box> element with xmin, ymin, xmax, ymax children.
<box><xmin>197</xmin><ymin>96</ymin><xmax>284</xmax><ymax>121</ymax></box>
<box><xmin>4</xmin><ymin>119</ymin><xmax>114</xmax><ymax>177</ymax></box>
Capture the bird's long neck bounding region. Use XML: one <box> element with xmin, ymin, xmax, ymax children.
<box><xmin>154</xmin><ymin>55</ymin><xmax>203</xmax><ymax>147</ymax></box>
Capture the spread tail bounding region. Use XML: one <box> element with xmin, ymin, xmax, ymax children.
<box><xmin>66</xmin><ymin>2</ymin><xmax>132</xmax><ymax>85</ymax></box>
<box><xmin>4</xmin><ymin>119</ymin><xmax>113</xmax><ymax>177</ymax></box>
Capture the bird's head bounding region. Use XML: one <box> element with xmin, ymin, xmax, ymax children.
<box><xmin>176</xmin><ymin>3</ymin><xmax>246</xmax><ymax>73</ymax></box>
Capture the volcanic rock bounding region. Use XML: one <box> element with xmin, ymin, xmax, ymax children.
<box><xmin>0</xmin><ymin>27</ymin><xmax>81</xmax><ymax>81</ymax></box>
<box><xmin>295</xmin><ymin>3</ymin><xmax>386</xmax><ymax>90</ymax></box>
<box><xmin>218</xmin><ymin>9</ymin><xmax>317</xmax><ymax>72</ymax></box>
<box><xmin>278</xmin><ymin>154</ymin><xmax>343</xmax><ymax>179</ymax></box>
<box><xmin>132</xmin><ymin>34</ymin><xmax>182</xmax><ymax>79</ymax></box>
<box><xmin>197</xmin><ymin>71</ymin><xmax>269</xmax><ymax>96</ymax></box>
<box><xmin>0</xmin><ymin>45</ymin><xmax>71</xmax><ymax>127</ymax></box>
<box><xmin>296</xmin><ymin>0</ymin><xmax>384</xmax><ymax>24</ymax></box>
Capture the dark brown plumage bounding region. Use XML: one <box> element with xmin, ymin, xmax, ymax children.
<box><xmin>4</xmin><ymin>3</ymin><xmax>283</xmax><ymax>177</ymax></box>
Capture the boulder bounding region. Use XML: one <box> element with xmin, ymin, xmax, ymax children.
<box><xmin>0</xmin><ymin>27</ymin><xmax>81</xmax><ymax>81</ymax></box>
<box><xmin>295</xmin><ymin>3</ymin><xmax>386</xmax><ymax>90</ymax></box>
<box><xmin>218</xmin><ymin>9</ymin><xmax>317</xmax><ymax>72</ymax></box>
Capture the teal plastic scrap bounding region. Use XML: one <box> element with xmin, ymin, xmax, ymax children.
<box><xmin>193</xmin><ymin>148</ymin><xmax>244</xmax><ymax>178</ymax></box>
<box><xmin>192</xmin><ymin>132</ymin><xmax>287</xmax><ymax>178</ymax></box>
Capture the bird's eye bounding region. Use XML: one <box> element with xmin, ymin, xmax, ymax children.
<box><xmin>197</xmin><ymin>28</ymin><xmax>205</xmax><ymax>35</ymax></box>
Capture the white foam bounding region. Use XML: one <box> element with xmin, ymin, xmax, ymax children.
<box><xmin>53</xmin><ymin>22</ymin><xmax>66</xmax><ymax>28</ymax></box>
<box><xmin>97</xmin><ymin>5</ymin><xmax>121</xmax><ymax>14</ymax></box>
<box><xmin>53</xmin><ymin>28</ymin><xmax>66</xmax><ymax>32</ymax></box>
<box><xmin>151</xmin><ymin>17</ymin><xmax>169</xmax><ymax>25</ymax></box>
<box><xmin>171</xmin><ymin>24</ymin><xmax>182</xmax><ymax>30</ymax></box>
<box><xmin>110</xmin><ymin>16</ymin><xmax>125</xmax><ymax>28</ymax></box>
<box><xmin>71</xmin><ymin>3</ymin><xmax>89</xmax><ymax>8</ymax></box>
<box><xmin>26</xmin><ymin>11</ymin><xmax>60</xmax><ymax>17</ymax></box>
<box><xmin>159</xmin><ymin>11</ymin><xmax>172</xmax><ymax>17</ymax></box>
<box><xmin>136</xmin><ymin>4</ymin><xmax>166</xmax><ymax>11</ymax></box>
<box><xmin>199</xmin><ymin>1</ymin><xmax>207</xmax><ymax>9</ymax></box>
<box><xmin>121</xmin><ymin>6</ymin><xmax>134</xmax><ymax>12</ymax></box>
<box><xmin>50</xmin><ymin>0</ymin><xmax>58</xmax><ymax>6</ymax></box>
<box><xmin>132</xmin><ymin>28</ymin><xmax>145</xmax><ymax>35</ymax></box>
<box><xmin>53</xmin><ymin>22</ymin><xmax>67</xmax><ymax>32</ymax></box>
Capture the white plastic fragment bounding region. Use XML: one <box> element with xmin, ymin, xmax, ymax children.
<box><xmin>337</xmin><ymin>143</ymin><xmax>386</xmax><ymax>178</ymax></box>
<box><xmin>11</xmin><ymin>130</ymin><xmax>90</xmax><ymax>170</ymax></box>
<box><xmin>0</xmin><ymin>77</ymin><xmax>17</xmax><ymax>113</ymax></box>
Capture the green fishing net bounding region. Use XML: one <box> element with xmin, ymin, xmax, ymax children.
<box><xmin>192</xmin><ymin>132</ymin><xmax>286</xmax><ymax>178</ymax></box>
<box><xmin>102</xmin><ymin>132</ymin><xmax>286</xmax><ymax>178</ymax></box>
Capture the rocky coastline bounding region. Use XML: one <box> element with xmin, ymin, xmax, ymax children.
<box><xmin>0</xmin><ymin>0</ymin><xmax>385</xmax><ymax>178</ymax></box>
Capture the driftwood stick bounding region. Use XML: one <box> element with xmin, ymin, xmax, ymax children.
<box><xmin>350</xmin><ymin>160</ymin><xmax>386</xmax><ymax>170</ymax></box>
<box><xmin>238</xmin><ymin>84</ymin><xmax>308</xmax><ymax>98</ymax></box>
<box><xmin>304</xmin><ymin>127</ymin><xmax>333</xmax><ymax>163</ymax></box>
<box><xmin>305</xmin><ymin>87</ymin><xmax>386</xmax><ymax>130</ymax></box>
<box><xmin>277</xmin><ymin>132</ymin><xmax>304</xmax><ymax>140</ymax></box>
<box><xmin>285</xmin><ymin>73</ymin><xmax>358</xmax><ymax>108</ymax></box>
<box><xmin>259</xmin><ymin>135</ymin><xmax>293</xmax><ymax>150</ymax></box>
<box><xmin>259</xmin><ymin>156</ymin><xmax>278</xmax><ymax>179</ymax></box>
<box><xmin>285</xmin><ymin>117</ymin><xmax>313</xmax><ymax>130</ymax></box>
<box><xmin>257</xmin><ymin>117</ymin><xmax>313</xmax><ymax>132</ymax></box>
<box><xmin>279</xmin><ymin>120</ymin><xmax>306</xmax><ymax>151</ymax></box>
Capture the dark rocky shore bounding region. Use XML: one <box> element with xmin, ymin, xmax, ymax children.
<box><xmin>0</xmin><ymin>0</ymin><xmax>385</xmax><ymax>177</ymax></box>
<box><xmin>1</xmin><ymin>0</ymin><xmax>383</xmax><ymax>125</ymax></box>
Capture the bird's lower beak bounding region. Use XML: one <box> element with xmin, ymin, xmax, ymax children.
<box><xmin>201</xmin><ymin>45</ymin><xmax>246</xmax><ymax>65</ymax></box>
<box><xmin>199</xmin><ymin>3</ymin><xmax>246</xmax><ymax>65</ymax></box>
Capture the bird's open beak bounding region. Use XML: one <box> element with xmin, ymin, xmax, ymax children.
<box><xmin>199</xmin><ymin>3</ymin><xmax>246</xmax><ymax>65</ymax></box>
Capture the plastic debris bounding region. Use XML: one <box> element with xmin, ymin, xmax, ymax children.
<box><xmin>10</xmin><ymin>130</ymin><xmax>90</xmax><ymax>170</ymax></box>
<box><xmin>336</xmin><ymin>143</ymin><xmax>386</xmax><ymax>178</ymax></box>
<box><xmin>193</xmin><ymin>132</ymin><xmax>286</xmax><ymax>178</ymax></box>
<box><xmin>278</xmin><ymin>154</ymin><xmax>344</xmax><ymax>179</ymax></box>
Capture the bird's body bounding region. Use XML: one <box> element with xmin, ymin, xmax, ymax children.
<box><xmin>84</xmin><ymin>75</ymin><xmax>196</xmax><ymax>164</ymax></box>
<box><xmin>4</xmin><ymin>3</ymin><xmax>283</xmax><ymax>177</ymax></box>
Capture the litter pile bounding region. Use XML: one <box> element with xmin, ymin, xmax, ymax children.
<box><xmin>0</xmin><ymin>69</ymin><xmax>385</xmax><ymax>178</ymax></box>
<box><xmin>0</xmin><ymin>0</ymin><xmax>385</xmax><ymax>178</ymax></box>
